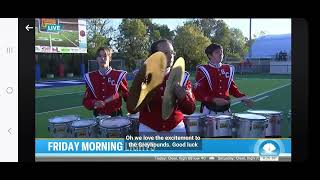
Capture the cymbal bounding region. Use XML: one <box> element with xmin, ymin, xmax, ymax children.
<box><xmin>127</xmin><ymin>52</ymin><xmax>167</xmax><ymax>112</ymax></box>
<box><xmin>162</xmin><ymin>57</ymin><xmax>185</xmax><ymax>120</ymax></box>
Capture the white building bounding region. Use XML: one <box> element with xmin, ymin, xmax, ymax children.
<box><xmin>245</xmin><ymin>33</ymin><xmax>291</xmax><ymax>74</ymax></box>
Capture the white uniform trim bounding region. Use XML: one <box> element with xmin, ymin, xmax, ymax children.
<box><xmin>197</xmin><ymin>65</ymin><xmax>213</xmax><ymax>91</ymax></box>
<box><xmin>83</xmin><ymin>73</ymin><xmax>98</xmax><ymax>99</ymax></box>
<box><xmin>182</xmin><ymin>71</ymin><xmax>190</xmax><ymax>86</ymax></box>
<box><xmin>115</xmin><ymin>70</ymin><xmax>127</xmax><ymax>93</ymax></box>
<box><xmin>227</xmin><ymin>65</ymin><xmax>235</xmax><ymax>90</ymax></box>
<box><xmin>209</xmin><ymin>62</ymin><xmax>222</xmax><ymax>68</ymax></box>
<box><xmin>98</xmin><ymin>67</ymin><xmax>112</xmax><ymax>76</ymax></box>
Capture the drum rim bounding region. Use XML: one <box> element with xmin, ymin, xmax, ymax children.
<box><xmin>247</xmin><ymin>109</ymin><xmax>282</xmax><ymax>115</ymax></box>
<box><xmin>71</xmin><ymin>120</ymin><xmax>97</xmax><ymax>127</ymax></box>
<box><xmin>99</xmin><ymin>119</ymin><xmax>132</xmax><ymax>128</ymax></box>
<box><xmin>48</xmin><ymin>121</ymin><xmax>72</xmax><ymax>124</ymax></box>
<box><xmin>206</xmin><ymin>114</ymin><xmax>232</xmax><ymax>119</ymax></box>
<box><xmin>235</xmin><ymin>118</ymin><xmax>267</xmax><ymax>122</ymax></box>
<box><xmin>48</xmin><ymin>115</ymin><xmax>79</xmax><ymax>124</ymax></box>
<box><xmin>96</xmin><ymin>115</ymin><xmax>112</xmax><ymax>120</ymax></box>
<box><xmin>233</xmin><ymin>113</ymin><xmax>267</xmax><ymax>120</ymax></box>
<box><xmin>184</xmin><ymin>113</ymin><xmax>205</xmax><ymax>120</ymax></box>
<box><xmin>99</xmin><ymin>124</ymin><xmax>131</xmax><ymax>129</ymax></box>
<box><xmin>48</xmin><ymin>120</ymin><xmax>75</xmax><ymax>124</ymax></box>
<box><xmin>127</xmin><ymin>114</ymin><xmax>140</xmax><ymax>118</ymax></box>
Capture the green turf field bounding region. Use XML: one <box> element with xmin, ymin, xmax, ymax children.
<box><xmin>35</xmin><ymin>27</ymin><xmax>79</xmax><ymax>47</ymax></box>
<box><xmin>35</xmin><ymin>74</ymin><xmax>291</xmax><ymax>138</ymax></box>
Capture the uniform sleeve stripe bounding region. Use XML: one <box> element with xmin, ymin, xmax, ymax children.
<box><xmin>116</xmin><ymin>71</ymin><xmax>127</xmax><ymax>93</ymax></box>
<box><xmin>83</xmin><ymin>73</ymin><xmax>98</xmax><ymax>99</ymax></box>
<box><xmin>198</xmin><ymin>66</ymin><xmax>213</xmax><ymax>91</ymax></box>
<box><xmin>182</xmin><ymin>71</ymin><xmax>190</xmax><ymax>86</ymax></box>
<box><xmin>228</xmin><ymin>65</ymin><xmax>235</xmax><ymax>90</ymax></box>
<box><xmin>105</xmin><ymin>67</ymin><xmax>112</xmax><ymax>76</ymax></box>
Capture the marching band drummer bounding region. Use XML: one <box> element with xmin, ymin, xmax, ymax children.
<box><xmin>83</xmin><ymin>47</ymin><xmax>129</xmax><ymax>117</ymax></box>
<box><xmin>127</xmin><ymin>39</ymin><xmax>196</xmax><ymax>136</ymax></box>
<box><xmin>193</xmin><ymin>43</ymin><xmax>253</xmax><ymax>116</ymax></box>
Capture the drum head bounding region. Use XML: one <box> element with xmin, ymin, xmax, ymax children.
<box><xmin>72</xmin><ymin>119</ymin><xmax>96</xmax><ymax>127</ymax></box>
<box><xmin>184</xmin><ymin>113</ymin><xmax>205</xmax><ymax>119</ymax></box>
<box><xmin>100</xmin><ymin>118</ymin><xmax>131</xmax><ymax>128</ymax></box>
<box><xmin>247</xmin><ymin>110</ymin><xmax>281</xmax><ymax>115</ymax></box>
<box><xmin>49</xmin><ymin>115</ymin><xmax>79</xmax><ymax>124</ymax></box>
<box><xmin>128</xmin><ymin>113</ymin><xmax>139</xmax><ymax>119</ymax></box>
<box><xmin>208</xmin><ymin>115</ymin><xmax>232</xmax><ymax>119</ymax></box>
<box><xmin>96</xmin><ymin>115</ymin><xmax>111</xmax><ymax>121</ymax></box>
<box><xmin>234</xmin><ymin>113</ymin><xmax>266</xmax><ymax>121</ymax></box>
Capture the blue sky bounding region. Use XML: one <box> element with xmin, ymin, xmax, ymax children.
<box><xmin>108</xmin><ymin>18</ymin><xmax>291</xmax><ymax>38</ymax></box>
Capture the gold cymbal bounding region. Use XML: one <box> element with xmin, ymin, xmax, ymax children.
<box><xmin>162</xmin><ymin>57</ymin><xmax>185</xmax><ymax>120</ymax></box>
<box><xmin>127</xmin><ymin>52</ymin><xmax>167</xmax><ymax>112</ymax></box>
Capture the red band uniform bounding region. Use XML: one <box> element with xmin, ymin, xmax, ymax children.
<box><xmin>127</xmin><ymin>71</ymin><xmax>196</xmax><ymax>134</ymax></box>
<box><xmin>193</xmin><ymin>62</ymin><xmax>246</xmax><ymax>115</ymax></box>
<box><xmin>83</xmin><ymin>67</ymin><xmax>129</xmax><ymax>117</ymax></box>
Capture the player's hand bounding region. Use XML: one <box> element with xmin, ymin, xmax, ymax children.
<box><xmin>242</xmin><ymin>98</ymin><xmax>253</xmax><ymax>107</ymax></box>
<box><xmin>213</xmin><ymin>98</ymin><xmax>230</xmax><ymax>106</ymax></box>
<box><xmin>174</xmin><ymin>84</ymin><xmax>186</xmax><ymax>100</ymax></box>
<box><xmin>94</xmin><ymin>100</ymin><xmax>105</xmax><ymax>109</ymax></box>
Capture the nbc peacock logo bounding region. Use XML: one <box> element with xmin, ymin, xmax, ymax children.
<box><xmin>259</xmin><ymin>140</ymin><xmax>280</xmax><ymax>157</ymax></box>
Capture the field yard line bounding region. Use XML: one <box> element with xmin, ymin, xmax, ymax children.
<box><xmin>254</xmin><ymin>96</ymin><xmax>269</xmax><ymax>102</ymax></box>
<box><xmin>36</xmin><ymin>91</ymin><xmax>84</xmax><ymax>98</ymax></box>
<box><xmin>231</xmin><ymin>83</ymin><xmax>290</xmax><ymax>106</ymax></box>
<box><xmin>196</xmin><ymin>83</ymin><xmax>291</xmax><ymax>107</ymax></box>
<box><xmin>61</xmin><ymin>33</ymin><xmax>78</xmax><ymax>47</ymax></box>
<box><xmin>36</xmin><ymin>106</ymin><xmax>84</xmax><ymax>115</ymax></box>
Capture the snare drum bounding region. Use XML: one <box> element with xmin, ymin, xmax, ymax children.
<box><xmin>48</xmin><ymin>115</ymin><xmax>80</xmax><ymax>138</ymax></box>
<box><xmin>70</xmin><ymin>119</ymin><xmax>97</xmax><ymax>138</ymax></box>
<box><xmin>233</xmin><ymin>113</ymin><xmax>267</xmax><ymax>138</ymax></box>
<box><xmin>127</xmin><ymin>113</ymin><xmax>139</xmax><ymax>136</ymax></box>
<box><xmin>247</xmin><ymin>110</ymin><xmax>282</xmax><ymax>137</ymax></box>
<box><xmin>183</xmin><ymin>113</ymin><xmax>205</xmax><ymax>136</ymax></box>
<box><xmin>203</xmin><ymin>115</ymin><xmax>232</xmax><ymax>138</ymax></box>
<box><xmin>99</xmin><ymin>117</ymin><xmax>131</xmax><ymax>138</ymax></box>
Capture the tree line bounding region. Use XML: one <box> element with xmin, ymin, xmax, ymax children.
<box><xmin>87</xmin><ymin>18</ymin><xmax>255</xmax><ymax>71</ymax></box>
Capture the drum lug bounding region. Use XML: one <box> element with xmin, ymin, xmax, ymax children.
<box><xmin>216</xmin><ymin>120</ymin><xmax>218</xmax><ymax>130</ymax></box>
<box><xmin>249</xmin><ymin>122</ymin><xmax>252</xmax><ymax>131</ymax></box>
<box><xmin>48</xmin><ymin>126</ymin><xmax>50</xmax><ymax>132</ymax></box>
<box><xmin>265</xmin><ymin>123</ymin><xmax>268</xmax><ymax>129</ymax></box>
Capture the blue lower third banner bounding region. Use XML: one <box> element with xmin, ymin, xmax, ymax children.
<box><xmin>35</xmin><ymin>137</ymin><xmax>291</xmax><ymax>155</ymax></box>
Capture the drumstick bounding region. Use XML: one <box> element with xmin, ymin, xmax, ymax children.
<box><xmin>105</xmin><ymin>83</ymin><xmax>122</xmax><ymax>104</ymax></box>
<box><xmin>230</xmin><ymin>96</ymin><xmax>252</xmax><ymax>103</ymax></box>
<box><xmin>104</xmin><ymin>95</ymin><xmax>114</xmax><ymax>104</ymax></box>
